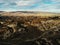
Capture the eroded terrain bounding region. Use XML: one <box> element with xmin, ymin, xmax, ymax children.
<box><xmin>0</xmin><ymin>16</ymin><xmax>60</xmax><ymax>45</ymax></box>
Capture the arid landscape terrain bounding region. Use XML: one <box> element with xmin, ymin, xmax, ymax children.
<box><xmin>0</xmin><ymin>11</ymin><xmax>60</xmax><ymax>17</ymax></box>
<box><xmin>0</xmin><ymin>11</ymin><xmax>60</xmax><ymax>45</ymax></box>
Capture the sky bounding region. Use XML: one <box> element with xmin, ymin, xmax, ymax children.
<box><xmin>0</xmin><ymin>0</ymin><xmax>60</xmax><ymax>13</ymax></box>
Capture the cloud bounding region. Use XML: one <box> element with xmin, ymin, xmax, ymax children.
<box><xmin>16</xmin><ymin>0</ymin><xmax>32</xmax><ymax>6</ymax></box>
<box><xmin>15</xmin><ymin>0</ymin><xmax>40</xmax><ymax>7</ymax></box>
<box><xmin>0</xmin><ymin>0</ymin><xmax>60</xmax><ymax>13</ymax></box>
<box><xmin>32</xmin><ymin>0</ymin><xmax>60</xmax><ymax>13</ymax></box>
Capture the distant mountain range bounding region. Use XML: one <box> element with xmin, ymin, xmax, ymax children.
<box><xmin>0</xmin><ymin>11</ymin><xmax>60</xmax><ymax>17</ymax></box>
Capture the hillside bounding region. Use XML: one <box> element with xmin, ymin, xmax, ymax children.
<box><xmin>0</xmin><ymin>11</ymin><xmax>60</xmax><ymax>45</ymax></box>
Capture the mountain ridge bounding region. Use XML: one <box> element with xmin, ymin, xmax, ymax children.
<box><xmin>0</xmin><ymin>11</ymin><xmax>60</xmax><ymax>17</ymax></box>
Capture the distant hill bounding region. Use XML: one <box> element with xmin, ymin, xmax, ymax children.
<box><xmin>0</xmin><ymin>11</ymin><xmax>60</xmax><ymax>17</ymax></box>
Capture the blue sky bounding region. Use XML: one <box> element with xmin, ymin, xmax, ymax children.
<box><xmin>0</xmin><ymin>0</ymin><xmax>60</xmax><ymax>13</ymax></box>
